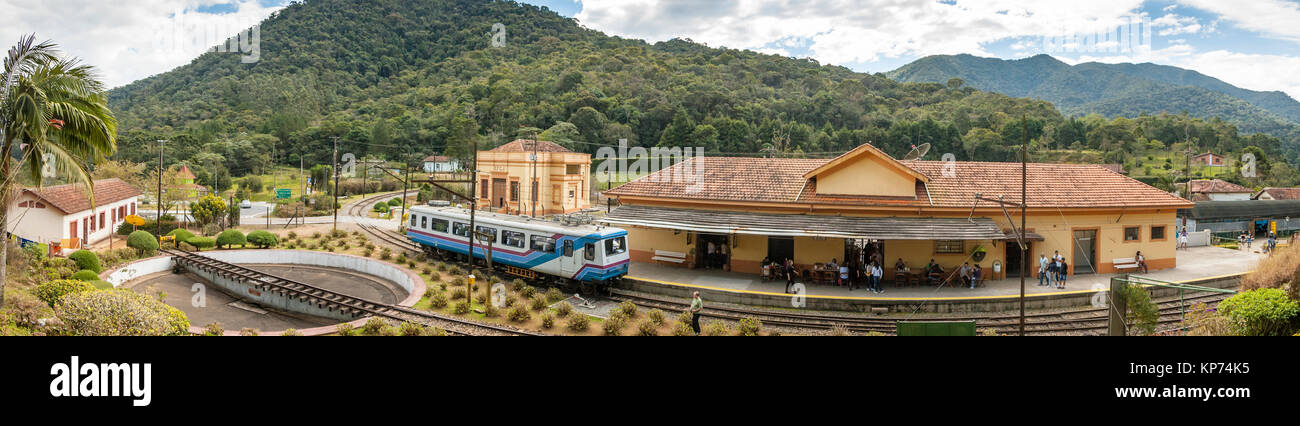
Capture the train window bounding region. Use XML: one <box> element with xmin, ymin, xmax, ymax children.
<box><xmin>502</xmin><ymin>231</ymin><xmax>526</xmax><ymax>249</ymax></box>
<box><xmin>531</xmin><ymin>235</ymin><xmax>557</xmax><ymax>253</ymax></box>
<box><xmin>563</xmin><ymin>240</ymin><xmax>574</xmax><ymax>257</ymax></box>
<box><xmin>476</xmin><ymin>226</ymin><xmax>498</xmax><ymax>244</ymax></box>
<box><xmin>430</xmin><ymin>218</ymin><xmax>449</xmax><ymax>233</ymax></box>
<box><xmin>453</xmin><ymin>222</ymin><xmax>472</xmax><ymax>238</ymax></box>
<box><xmin>411</xmin><ymin>215</ymin><xmax>419</xmax><ymax>228</ymax></box>
<box><xmin>584</xmin><ymin>243</ymin><xmax>595</xmax><ymax>261</ymax></box>
<box><xmin>605</xmin><ymin>237</ymin><xmax>627</xmax><ymax>255</ymax></box>
<box><xmin>420</xmin><ymin>216</ymin><xmax>428</xmax><ymax>229</ymax></box>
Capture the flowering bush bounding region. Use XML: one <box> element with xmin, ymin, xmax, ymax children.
<box><xmin>54</xmin><ymin>290</ymin><xmax>189</xmax><ymax>336</ymax></box>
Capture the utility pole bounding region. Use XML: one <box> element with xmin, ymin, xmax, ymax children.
<box><xmin>1019</xmin><ymin>116</ymin><xmax>1028</xmax><ymax>337</ymax></box>
<box><xmin>469</xmin><ymin>137</ymin><xmax>479</xmax><ymax>268</ymax></box>
<box><xmin>531</xmin><ymin>133</ymin><xmax>538</xmax><ymax>218</ymax></box>
<box><xmin>399</xmin><ymin>145</ymin><xmax>412</xmax><ymax>223</ymax></box>
<box><xmin>156</xmin><ymin>139</ymin><xmax>167</xmax><ymax>240</ymax></box>
<box><xmin>332</xmin><ymin>136</ymin><xmax>340</xmax><ymax>232</ymax></box>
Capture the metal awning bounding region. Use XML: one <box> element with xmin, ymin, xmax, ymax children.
<box><xmin>1001</xmin><ymin>230</ymin><xmax>1046</xmax><ymax>242</ymax></box>
<box><xmin>600</xmin><ymin>205</ymin><xmax>1007</xmax><ymax>241</ymax></box>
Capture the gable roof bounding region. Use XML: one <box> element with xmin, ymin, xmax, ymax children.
<box><xmin>423</xmin><ymin>155</ymin><xmax>454</xmax><ymax>163</ymax></box>
<box><xmin>801</xmin><ymin>143</ymin><xmax>928</xmax><ymax>183</ymax></box>
<box><xmin>1189</xmin><ymin>179</ymin><xmax>1252</xmax><ymax>194</ymax></box>
<box><xmin>1255</xmin><ymin>187</ymin><xmax>1300</xmax><ymax>200</ymax></box>
<box><xmin>489</xmin><ymin>139</ymin><xmax>572</xmax><ymax>153</ymax></box>
<box><xmin>607</xmin><ymin>146</ymin><xmax>1193</xmax><ymax>210</ymax></box>
<box><xmin>175</xmin><ymin>165</ymin><xmax>196</xmax><ymax>180</ymax></box>
<box><xmin>21</xmin><ymin>179</ymin><xmax>143</xmax><ymax>215</ymax></box>
<box><xmin>1192</xmin><ymin>152</ymin><xmax>1223</xmax><ymax>159</ymax></box>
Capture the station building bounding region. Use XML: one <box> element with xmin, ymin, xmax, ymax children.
<box><xmin>602</xmin><ymin>143</ymin><xmax>1193</xmax><ymax>280</ymax></box>
<box><xmin>5</xmin><ymin>178</ymin><xmax>142</xmax><ymax>251</ymax></box>
<box><xmin>476</xmin><ymin>139</ymin><xmax>591</xmax><ymax>216</ymax></box>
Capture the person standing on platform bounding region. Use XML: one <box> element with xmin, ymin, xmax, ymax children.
<box><xmin>1057</xmin><ymin>260</ymin><xmax>1069</xmax><ymax>289</ymax></box>
<box><xmin>690</xmin><ymin>291</ymin><xmax>703</xmax><ymax>335</ymax></box>
<box><xmin>784</xmin><ymin>259</ymin><xmax>796</xmax><ymax>294</ymax></box>
<box><xmin>1038</xmin><ymin>254</ymin><xmax>1049</xmax><ymax>286</ymax></box>
<box><xmin>706</xmin><ymin>241</ymin><xmax>717</xmax><ymax>269</ymax></box>
<box><xmin>871</xmin><ymin>262</ymin><xmax>884</xmax><ymax>294</ymax></box>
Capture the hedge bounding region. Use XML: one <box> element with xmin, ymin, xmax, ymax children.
<box><xmin>54</xmin><ymin>289</ymin><xmax>190</xmax><ymax>336</ymax></box>
<box><xmin>246</xmin><ymin>231</ymin><xmax>279</xmax><ymax>248</ymax></box>
<box><xmin>68</xmin><ymin>250</ymin><xmax>102</xmax><ymax>273</ymax></box>
<box><xmin>70</xmin><ymin>270</ymin><xmax>101</xmax><ymax>282</ymax></box>
<box><xmin>186</xmin><ymin>237</ymin><xmax>216</xmax><ymax>250</ymax></box>
<box><xmin>167</xmin><ymin>228</ymin><xmax>196</xmax><ymax>242</ymax></box>
<box><xmin>216</xmin><ymin>230</ymin><xmax>246</xmax><ymax>249</ymax></box>
<box><xmin>127</xmin><ymin>231</ymin><xmax>159</xmax><ymax>255</ymax></box>
<box><xmin>33</xmin><ymin>279</ymin><xmax>97</xmax><ymax>307</ymax></box>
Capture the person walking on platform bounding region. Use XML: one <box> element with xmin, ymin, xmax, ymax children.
<box><xmin>689</xmin><ymin>291</ymin><xmax>703</xmax><ymax>335</ymax></box>
<box><xmin>871</xmin><ymin>262</ymin><xmax>884</xmax><ymax>294</ymax></box>
<box><xmin>784</xmin><ymin>259</ymin><xmax>796</xmax><ymax>294</ymax></box>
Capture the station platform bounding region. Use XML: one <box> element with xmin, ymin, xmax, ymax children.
<box><xmin>618</xmin><ymin>246</ymin><xmax>1259</xmax><ymax>313</ymax></box>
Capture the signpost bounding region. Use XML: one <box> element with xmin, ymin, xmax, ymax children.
<box><xmin>276</xmin><ymin>188</ymin><xmax>292</xmax><ymax>200</ymax></box>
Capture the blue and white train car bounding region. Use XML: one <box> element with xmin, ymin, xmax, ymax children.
<box><xmin>406</xmin><ymin>206</ymin><xmax>630</xmax><ymax>285</ymax></box>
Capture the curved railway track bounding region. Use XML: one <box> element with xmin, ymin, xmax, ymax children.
<box><xmin>608</xmin><ymin>289</ymin><xmax>1230</xmax><ymax>336</ymax></box>
<box><xmin>162</xmin><ymin>248</ymin><xmax>540</xmax><ymax>336</ymax></box>
<box><xmin>346</xmin><ymin>192</ymin><xmax>424</xmax><ymax>254</ymax></box>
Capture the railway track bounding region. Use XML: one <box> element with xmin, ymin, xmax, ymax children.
<box><xmin>162</xmin><ymin>248</ymin><xmax>540</xmax><ymax>336</ymax></box>
<box><xmin>346</xmin><ymin>192</ymin><xmax>424</xmax><ymax>254</ymax></box>
<box><xmin>608</xmin><ymin>289</ymin><xmax>1231</xmax><ymax>336</ymax></box>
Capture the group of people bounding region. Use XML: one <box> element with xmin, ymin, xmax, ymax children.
<box><xmin>762</xmin><ymin>257</ymin><xmax>886</xmax><ymax>294</ymax></box>
<box><xmin>921</xmin><ymin>259</ymin><xmax>982</xmax><ymax>289</ymax></box>
<box><xmin>1037</xmin><ymin>251</ymin><xmax>1069</xmax><ymax>289</ymax></box>
<box><xmin>703</xmin><ymin>240</ymin><xmax>729</xmax><ymax>269</ymax></box>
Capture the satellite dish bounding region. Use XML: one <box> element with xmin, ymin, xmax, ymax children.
<box><xmin>903</xmin><ymin>143</ymin><xmax>931</xmax><ymax>161</ymax></box>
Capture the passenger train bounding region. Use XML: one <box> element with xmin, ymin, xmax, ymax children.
<box><xmin>406</xmin><ymin>205</ymin><xmax>630</xmax><ymax>288</ymax></box>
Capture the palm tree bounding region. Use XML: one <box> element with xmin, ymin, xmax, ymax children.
<box><xmin>1</xmin><ymin>35</ymin><xmax>117</xmax><ymax>306</ymax></box>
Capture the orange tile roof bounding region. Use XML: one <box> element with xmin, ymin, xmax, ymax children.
<box><xmin>607</xmin><ymin>152</ymin><xmax>1192</xmax><ymax>210</ymax></box>
<box><xmin>1189</xmin><ymin>179</ymin><xmax>1251</xmax><ymax>194</ymax></box>
<box><xmin>489</xmin><ymin>139</ymin><xmax>572</xmax><ymax>153</ymax></box>
<box><xmin>22</xmin><ymin>179</ymin><xmax>143</xmax><ymax>215</ymax></box>
<box><xmin>423</xmin><ymin>155</ymin><xmax>454</xmax><ymax>163</ymax></box>
<box><xmin>1255</xmin><ymin>187</ymin><xmax>1300</xmax><ymax>200</ymax></box>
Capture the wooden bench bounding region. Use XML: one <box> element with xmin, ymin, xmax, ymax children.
<box><xmin>652</xmin><ymin>250</ymin><xmax>687</xmax><ymax>265</ymax></box>
<box><xmin>1112</xmin><ymin>257</ymin><xmax>1140</xmax><ymax>271</ymax></box>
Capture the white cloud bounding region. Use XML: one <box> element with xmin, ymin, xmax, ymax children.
<box><xmin>1065</xmin><ymin>45</ymin><xmax>1300</xmax><ymax>101</ymax></box>
<box><xmin>1177</xmin><ymin>0</ymin><xmax>1300</xmax><ymax>41</ymax></box>
<box><xmin>576</xmin><ymin>0</ymin><xmax>1147</xmax><ymax>64</ymax></box>
<box><xmin>0</xmin><ymin>0</ymin><xmax>284</xmax><ymax>88</ymax></box>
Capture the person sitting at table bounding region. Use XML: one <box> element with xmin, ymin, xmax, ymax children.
<box><xmin>926</xmin><ymin>260</ymin><xmax>945</xmax><ymax>284</ymax></box>
<box><xmin>828</xmin><ymin>258</ymin><xmax>838</xmax><ymax>270</ymax></box>
<box><xmin>970</xmin><ymin>264</ymin><xmax>983</xmax><ymax>289</ymax></box>
<box><xmin>959</xmin><ymin>262</ymin><xmax>972</xmax><ymax>287</ymax></box>
<box><xmin>895</xmin><ymin>258</ymin><xmax>908</xmax><ymax>272</ymax></box>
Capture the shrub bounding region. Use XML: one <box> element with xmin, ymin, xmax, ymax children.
<box><xmin>829</xmin><ymin>325</ymin><xmax>851</xmax><ymax>336</ymax></box>
<box><xmin>647</xmin><ymin>309</ymin><xmax>666</xmax><ymax>326</ymax></box>
<box><xmin>398</xmin><ymin>322</ymin><xmax>432</xmax><ymax>336</ymax></box>
<box><xmin>70</xmin><ymin>270</ymin><xmax>101</xmax><ymax>282</ymax></box>
<box><xmin>336</xmin><ymin>323</ymin><xmax>360</xmax><ymax>336</ymax></box>
<box><xmin>737</xmin><ymin>317</ymin><xmax>763</xmax><ymax>336</ymax></box>
<box><xmin>637</xmin><ymin>320</ymin><xmax>658</xmax><ymax>336</ymax></box>
<box><xmin>567</xmin><ymin>314</ymin><xmax>590</xmax><ymax>332</ymax></box>
<box><xmin>1119</xmin><ymin>284</ymin><xmax>1159</xmax><ymax>336</ymax></box>
<box><xmin>540</xmin><ymin>312</ymin><xmax>555</xmax><ymax>329</ymax></box>
<box><xmin>676</xmin><ymin>310</ymin><xmax>693</xmax><ymax>325</ymax></box>
<box><xmin>1218</xmin><ymin>288</ymin><xmax>1300</xmax><ymax>336</ymax></box>
<box><xmin>453</xmin><ymin>301</ymin><xmax>471</xmax><ymax>315</ymax></box>
<box><xmin>617</xmin><ymin>301</ymin><xmax>639</xmax><ymax>318</ymax></box>
<box><xmin>54</xmin><ymin>289</ymin><xmax>189</xmax><ymax>336</ymax></box>
<box><xmin>216</xmin><ymin>230</ymin><xmax>247</xmax><ymax>249</ymax></box>
<box><xmin>167</xmin><ymin>229</ymin><xmax>196</xmax><ymax>244</ymax></box>
<box><xmin>186</xmin><ymin>237</ymin><xmax>216</xmax><ymax>250</ymax></box>
<box><xmin>68</xmin><ymin>250</ymin><xmax>102</xmax><ymax>273</ymax></box>
<box><xmin>287</xmin><ymin>231</ymin><xmax>298</xmax><ymax>240</ymax></box>
<box><xmin>246</xmin><ymin>231</ymin><xmax>280</xmax><ymax>248</ymax></box>
<box><xmin>428</xmin><ymin>292</ymin><xmax>449</xmax><ymax>309</ymax></box>
<box><xmin>280</xmin><ymin>329</ymin><xmax>302</xmax><ymax>336</ymax></box>
<box><xmin>388</xmin><ymin>197</ymin><xmax>403</xmax><ymax>207</ymax></box>
<box><xmin>239</xmin><ymin>328</ymin><xmax>260</xmax><ymax>336</ymax></box>
<box><xmin>672</xmin><ymin>322</ymin><xmax>695</xmax><ymax>336</ymax></box>
<box><xmin>33</xmin><ymin>279</ymin><xmax>97</xmax><ymax>307</ymax></box>
<box><xmin>530</xmin><ymin>295</ymin><xmax>549</xmax><ymax>311</ymax></box>
<box><xmin>545</xmin><ymin>287</ymin><xmax>563</xmax><ymax>303</ymax></box>
<box><xmin>373</xmin><ymin>203</ymin><xmax>390</xmax><ymax>213</ymax></box>
<box><xmin>508</xmin><ymin>306</ymin><xmax>531</xmax><ymax>322</ymax></box>
<box><xmin>511</xmin><ymin>279</ymin><xmax>527</xmax><ymax>292</ymax></box>
<box><xmin>126</xmin><ymin>231</ymin><xmax>159</xmax><ymax>255</ymax></box>
<box><xmin>203</xmin><ymin>322</ymin><xmax>224</xmax><ymax>336</ymax></box>
<box><xmin>362</xmin><ymin>317</ymin><xmax>390</xmax><ymax>335</ymax></box>
<box><xmin>603</xmin><ymin>315</ymin><xmax>627</xmax><ymax>336</ymax></box>
<box><xmin>704</xmin><ymin>321</ymin><xmax>731</xmax><ymax>336</ymax></box>
<box><xmin>519</xmin><ymin>285</ymin><xmax>536</xmax><ymax>299</ymax></box>
<box><xmin>555</xmin><ymin>301</ymin><xmax>573</xmax><ymax>317</ymax></box>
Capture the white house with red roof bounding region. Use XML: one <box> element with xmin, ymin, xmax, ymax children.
<box><xmin>5</xmin><ymin>179</ymin><xmax>142</xmax><ymax>251</ymax></box>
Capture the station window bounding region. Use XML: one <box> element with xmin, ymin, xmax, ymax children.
<box><xmin>1124</xmin><ymin>226</ymin><xmax>1141</xmax><ymax>242</ymax></box>
<box><xmin>935</xmin><ymin>240</ymin><xmax>963</xmax><ymax>254</ymax></box>
<box><xmin>510</xmin><ymin>182</ymin><xmax>520</xmax><ymax>202</ymax></box>
<box><xmin>503</xmin><ymin>231</ymin><xmax>526</xmax><ymax>249</ymax></box>
<box><xmin>430</xmin><ymin>218</ymin><xmax>449</xmax><ymax>233</ymax></box>
<box><xmin>531</xmin><ymin>235</ymin><xmax>557</xmax><ymax>253</ymax></box>
<box><xmin>476</xmin><ymin>226</ymin><xmax>498</xmax><ymax>244</ymax></box>
<box><xmin>452</xmin><ymin>222</ymin><xmax>472</xmax><ymax>238</ymax></box>
<box><xmin>584</xmin><ymin>243</ymin><xmax>595</xmax><ymax>261</ymax></box>
<box><xmin>1151</xmin><ymin>225</ymin><xmax>1167</xmax><ymax>241</ymax></box>
<box><xmin>605</xmin><ymin>237</ymin><xmax>627</xmax><ymax>256</ymax></box>
<box><xmin>480</xmin><ymin>180</ymin><xmax>489</xmax><ymax>199</ymax></box>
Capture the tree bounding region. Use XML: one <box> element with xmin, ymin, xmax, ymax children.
<box><xmin>126</xmin><ymin>231</ymin><xmax>159</xmax><ymax>256</ymax></box>
<box><xmin>216</xmin><ymin>230</ymin><xmax>246</xmax><ymax>249</ymax></box>
<box><xmin>190</xmin><ymin>195</ymin><xmax>227</xmax><ymax>227</ymax></box>
<box><xmin>1</xmin><ymin>35</ymin><xmax>117</xmax><ymax>307</ymax></box>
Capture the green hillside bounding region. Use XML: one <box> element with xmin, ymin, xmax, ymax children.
<box><xmin>103</xmin><ymin>0</ymin><xmax>1299</xmax><ymax>193</ymax></box>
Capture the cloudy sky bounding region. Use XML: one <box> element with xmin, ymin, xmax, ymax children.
<box><xmin>3</xmin><ymin>0</ymin><xmax>1299</xmax><ymax>101</ymax></box>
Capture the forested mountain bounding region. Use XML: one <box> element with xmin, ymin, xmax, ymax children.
<box><xmin>887</xmin><ymin>54</ymin><xmax>1300</xmax><ymax>144</ymax></box>
<box><xmin>105</xmin><ymin>0</ymin><xmax>1297</xmax><ymax>193</ymax></box>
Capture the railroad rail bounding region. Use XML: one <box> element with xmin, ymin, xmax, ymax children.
<box><xmin>608</xmin><ymin>289</ymin><xmax>1231</xmax><ymax>336</ymax></box>
<box><xmin>347</xmin><ymin>192</ymin><xmax>424</xmax><ymax>254</ymax></box>
<box><xmin>162</xmin><ymin>248</ymin><xmax>541</xmax><ymax>336</ymax></box>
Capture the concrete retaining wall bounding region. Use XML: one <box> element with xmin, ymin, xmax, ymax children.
<box><xmin>103</xmin><ymin>250</ymin><xmax>426</xmax><ymax>336</ymax></box>
<box><xmin>620</xmin><ymin>273</ymin><xmax>1243</xmax><ymax>314</ymax></box>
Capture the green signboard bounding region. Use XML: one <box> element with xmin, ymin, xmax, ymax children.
<box><xmin>276</xmin><ymin>189</ymin><xmax>292</xmax><ymax>199</ymax></box>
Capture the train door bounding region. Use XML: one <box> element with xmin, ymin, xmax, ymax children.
<box><xmin>561</xmin><ymin>240</ymin><xmax>580</xmax><ymax>277</ymax></box>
